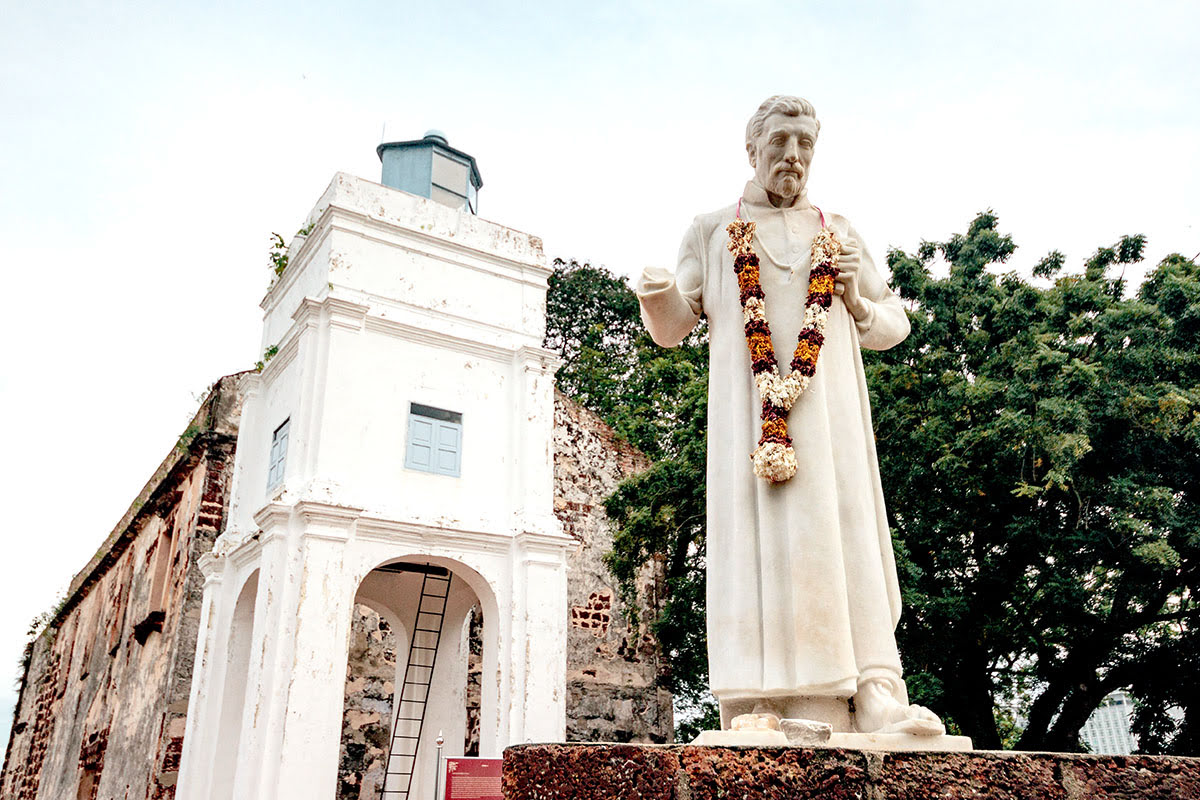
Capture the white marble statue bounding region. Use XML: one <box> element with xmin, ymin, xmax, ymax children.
<box><xmin>637</xmin><ymin>96</ymin><xmax>946</xmax><ymax>740</ymax></box>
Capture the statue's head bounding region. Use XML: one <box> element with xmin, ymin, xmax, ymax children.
<box><xmin>745</xmin><ymin>96</ymin><xmax>821</xmax><ymax>205</ymax></box>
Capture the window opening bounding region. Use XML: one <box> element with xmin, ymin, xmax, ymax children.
<box><xmin>405</xmin><ymin>405</ymin><xmax>462</xmax><ymax>477</ymax></box>
<box><xmin>267</xmin><ymin>418</ymin><xmax>290</xmax><ymax>489</ymax></box>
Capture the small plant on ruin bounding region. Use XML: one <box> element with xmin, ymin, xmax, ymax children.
<box><xmin>255</xmin><ymin>344</ymin><xmax>280</xmax><ymax>373</ymax></box>
<box><xmin>268</xmin><ymin>233</ymin><xmax>289</xmax><ymax>277</ymax></box>
<box><xmin>14</xmin><ymin>591</ymin><xmax>69</xmax><ymax>688</ymax></box>
<box><xmin>268</xmin><ymin>222</ymin><xmax>317</xmax><ymax>280</ymax></box>
<box><xmin>174</xmin><ymin>422</ymin><xmax>201</xmax><ymax>454</ymax></box>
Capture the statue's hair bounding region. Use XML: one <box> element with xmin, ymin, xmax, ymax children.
<box><xmin>745</xmin><ymin>95</ymin><xmax>820</xmax><ymax>148</ymax></box>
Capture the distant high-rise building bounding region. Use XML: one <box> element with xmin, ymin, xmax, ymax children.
<box><xmin>1081</xmin><ymin>691</ymin><xmax>1138</xmax><ymax>755</ymax></box>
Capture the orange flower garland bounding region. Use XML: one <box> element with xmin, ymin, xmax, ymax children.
<box><xmin>728</xmin><ymin>210</ymin><xmax>841</xmax><ymax>482</ymax></box>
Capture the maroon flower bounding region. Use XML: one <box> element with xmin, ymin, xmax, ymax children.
<box><xmin>761</xmin><ymin>401</ymin><xmax>787</xmax><ymax>420</ymax></box>
<box><xmin>809</xmin><ymin>263</ymin><xmax>838</xmax><ymax>281</ymax></box>
<box><xmin>806</xmin><ymin>291</ymin><xmax>834</xmax><ymax>309</ymax></box>
<box><xmin>739</xmin><ymin>284</ymin><xmax>766</xmax><ymax>304</ymax></box>
<box><xmin>797</xmin><ymin>328</ymin><xmax>825</xmax><ymax>347</ymax></box>
<box><xmin>734</xmin><ymin>253</ymin><xmax>758</xmax><ymax>272</ymax></box>
<box><xmin>744</xmin><ymin>318</ymin><xmax>770</xmax><ymax>337</ymax></box>
<box><xmin>751</xmin><ymin>355</ymin><xmax>777</xmax><ymax>373</ymax></box>
<box><xmin>789</xmin><ymin>358</ymin><xmax>817</xmax><ymax>376</ymax></box>
<box><xmin>758</xmin><ymin>431</ymin><xmax>793</xmax><ymax>447</ymax></box>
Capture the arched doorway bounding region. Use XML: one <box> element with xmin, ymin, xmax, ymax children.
<box><xmin>336</xmin><ymin>558</ymin><xmax>495</xmax><ymax>800</ymax></box>
<box><xmin>212</xmin><ymin>569</ymin><xmax>259</xmax><ymax>800</ymax></box>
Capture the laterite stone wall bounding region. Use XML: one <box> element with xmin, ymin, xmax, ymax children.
<box><xmin>553</xmin><ymin>392</ymin><xmax>673</xmax><ymax>744</ymax></box>
<box><xmin>503</xmin><ymin>743</ymin><xmax>1200</xmax><ymax>800</ymax></box>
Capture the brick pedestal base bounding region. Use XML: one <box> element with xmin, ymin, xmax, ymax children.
<box><xmin>503</xmin><ymin>743</ymin><xmax>1200</xmax><ymax>799</ymax></box>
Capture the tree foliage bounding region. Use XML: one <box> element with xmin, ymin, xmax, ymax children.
<box><xmin>544</xmin><ymin>218</ymin><xmax>1200</xmax><ymax>753</ymax></box>
<box><xmin>545</xmin><ymin>257</ymin><xmax>708</xmax><ymax>461</ymax></box>
<box><xmin>544</xmin><ymin>257</ymin><xmax>712</xmax><ymax>734</ymax></box>
<box><xmin>875</xmin><ymin>214</ymin><xmax>1200</xmax><ymax>752</ymax></box>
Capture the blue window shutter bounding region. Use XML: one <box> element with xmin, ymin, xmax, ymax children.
<box><xmin>267</xmin><ymin>418</ymin><xmax>290</xmax><ymax>488</ymax></box>
<box><xmin>433</xmin><ymin>421</ymin><xmax>462</xmax><ymax>477</ymax></box>
<box><xmin>405</xmin><ymin>406</ymin><xmax>462</xmax><ymax>477</ymax></box>
<box><xmin>406</xmin><ymin>417</ymin><xmax>435</xmax><ymax>470</ymax></box>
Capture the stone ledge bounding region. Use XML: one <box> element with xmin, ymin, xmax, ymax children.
<box><xmin>503</xmin><ymin>743</ymin><xmax>1200</xmax><ymax>799</ymax></box>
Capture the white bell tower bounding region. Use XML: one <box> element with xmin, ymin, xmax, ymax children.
<box><xmin>175</xmin><ymin>137</ymin><xmax>569</xmax><ymax>800</ymax></box>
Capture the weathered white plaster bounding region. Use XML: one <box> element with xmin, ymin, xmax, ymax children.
<box><xmin>177</xmin><ymin>175</ymin><xmax>569</xmax><ymax>800</ymax></box>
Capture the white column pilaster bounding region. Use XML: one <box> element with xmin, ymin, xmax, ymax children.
<box><xmin>176</xmin><ymin>554</ymin><xmax>225</xmax><ymax>800</ymax></box>
<box><xmin>511</xmin><ymin>532</ymin><xmax>571</xmax><ymax>743</ymax></box>
<box><xmin>243</xmin><ymin>501</ymin><xmax>359</xmax><ymax>800</ymax></box>
<box><xmin>230</xmin><ymin>505</ymin><xmax>295</xmax><ymax>800</ymax></box>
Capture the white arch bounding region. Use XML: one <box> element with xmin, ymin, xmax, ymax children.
<box><xmin>212</xmin><ymin>569</ymin><xmax>259</xmax><ymax>800</ymax></box>
<box><xmin>346</xmin><ymin>555</ymin><xmax>499</xmax><ymax>799</ymax></box>
<box><xmin>354</xmin><ymin>554</ymin><xmax>500</xmax><ymax>632</ymax></box>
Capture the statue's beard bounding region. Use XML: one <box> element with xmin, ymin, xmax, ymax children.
<box><xmin>766</xmin><ymin>170</ymin><xmax>805</xmax><ymax>201</ymax></box>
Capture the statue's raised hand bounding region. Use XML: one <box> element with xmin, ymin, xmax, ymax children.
<box><xmin>638</xmin><ymin>266</ymin><xmax>676</xmax><ymax>293</ymax></box>
<box><xmin>833</xmin><ymin>236</ymin><xmax>869</xmax><ymax>321</ymax></box>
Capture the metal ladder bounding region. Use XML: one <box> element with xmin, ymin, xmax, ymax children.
<box><xmin>381</xmin><ymin>565</ymin><xmax>452</xmax><ymax>800</ymax></box>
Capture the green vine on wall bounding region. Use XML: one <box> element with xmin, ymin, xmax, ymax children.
<box><xmin>269</xmin><ymin>222</ymin><xmax>317</xmax><ymax>279</ymax></box>
<box><xmin>260</xmin><ymin>219</ymin><xmax>315</xmax><ymax>370</ymax></box>
<box><xmin>255</xmin><ymin>344</ymin><xmax>280</xmax><ymax>373</ymax></box>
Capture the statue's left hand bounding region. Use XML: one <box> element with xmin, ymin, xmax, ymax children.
<box><xmin>834</xmin><ymin>237</ymin><xmax>870</xmax><ymax>320</ymax></box>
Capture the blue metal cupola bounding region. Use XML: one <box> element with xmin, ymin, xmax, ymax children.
<box><xmin>377</xmin><ymin>130</ymin><xmax>483</xmax><ymax>214</ymax></box>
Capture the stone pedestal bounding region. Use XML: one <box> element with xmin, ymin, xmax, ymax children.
<box><xmin>692</xmin><ymin>727</ymin><xmax>973</xmax><ymax>752</ymax></box>
<box><xmin>503</xmin><ymin>743</ymin><xmax>1200</xmax><ymax>799</ymax></box>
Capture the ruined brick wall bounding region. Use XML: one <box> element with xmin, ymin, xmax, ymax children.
<box><xmin>553</xmin><ymin>391</ymin><xmax>673</xmax><ymax>743</ymax></box>
<box><xmin>0</xmin><ymin>376</ymin><xmax>244</xmax><ymax>800</ymax></box>
<box><xmin>336</xmin><ymin>604</ymin><xmax>397</xmax><ymax>800</ymax></box>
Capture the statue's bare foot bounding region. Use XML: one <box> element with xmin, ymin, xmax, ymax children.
<box><xmin>854</xmin><ymin>678</ymin><xmax>945</xmax><ymax>736</ymax></box>
<box><xmin>730</xmin><ymin>712</ymin><xmax>781</xmax><ymax>732</ymax></box>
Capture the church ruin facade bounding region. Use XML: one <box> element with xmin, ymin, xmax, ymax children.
<box><xmin>1</xmin><ymin>138</ymin><xmax>671</xmax><ymax>800</ymax></box>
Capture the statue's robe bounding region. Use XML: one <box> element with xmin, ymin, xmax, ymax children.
<box><xmin>637</xmin><ymin>181</ymin><xmax>911</xmax><ymax>701</ymax></box>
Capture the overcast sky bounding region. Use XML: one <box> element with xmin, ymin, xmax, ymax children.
<box><xmin>1</xmin><ymin>0</ymin><xmax>1197</xmax><ymax>748</ymax></box>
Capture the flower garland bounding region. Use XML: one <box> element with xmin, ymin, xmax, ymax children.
<box><xmin>728</xmin><ymin>204</ymin><xmax>840</xmax><ymax>483</ymax></box>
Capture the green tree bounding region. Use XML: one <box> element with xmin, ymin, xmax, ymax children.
<box><xmin>875</xmin><ymin>215</ymin><xmax>1199</xmax><ymax>751</ymax></box>
<box><xmin>545</xmin><ymin>258</ymin><xmax>645</xmax><ymax>426</ymax></box>
<box><xmin>543</xmin><ymin>258</ymin><xmax>713</xmax><ymax>733</ymax></box>
<box><xmin>545</xmin><ymin>257</ymin><xmax>708</xmax><ymax>460</ymax></box>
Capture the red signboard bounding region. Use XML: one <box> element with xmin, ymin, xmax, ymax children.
<box><xmin>444</xmin><ymin>756</ymin><xmax>503</xmax><ymax>800</ymax></box>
